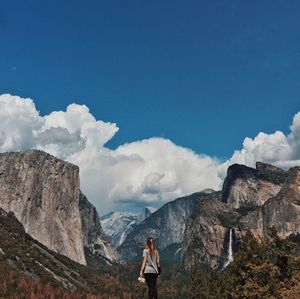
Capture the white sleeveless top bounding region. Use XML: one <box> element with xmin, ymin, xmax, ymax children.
<box><xmin>143</xmin><ymin>249</ymin><xmax>159</xmax><ymax>274</ymax></box>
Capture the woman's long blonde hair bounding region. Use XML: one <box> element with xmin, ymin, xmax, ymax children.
<box><xmin>146</xmin><ymin>237</ymin><xmax>156</xmax><ymax>257</ymax></box>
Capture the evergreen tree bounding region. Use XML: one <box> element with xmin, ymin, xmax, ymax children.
<box><xmin>186</xmin><ymin>228</ymin><xmax>300</xmax><ymax>299</ymax></box>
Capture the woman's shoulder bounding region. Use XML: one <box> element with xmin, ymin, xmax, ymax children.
<box><xmin>143</xmin><ymin>248</ymin><xmax>149</xmax><ymax>256</ymax></box>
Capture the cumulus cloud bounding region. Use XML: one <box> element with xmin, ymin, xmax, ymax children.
<box><xmin>218</xmin><ymin>112</ymin><xmax>300</xmax><ymax>179</ymax></box>
<box><xmin>0</xmin><ymin>95</ymin><xmax>42</xmax><ymax>150</ymax></box>
<box><xmin>0</xmin><ymin>95</ymin><xmax>118</xmax><ymax>159</ymax></box>
<box><xmin>1</xmin><ymin>93</ymin><xmax>300</xmax><ymax>214</ymax></box>
<box><xmin>68</xmin><ymin>137</ymin><xmax>221</xmax><ymax>213</ymax></box>
<box><xmin>0</xmin><ymin>94</ymin><xmax>220</xmax><ymax>214</ymax></box>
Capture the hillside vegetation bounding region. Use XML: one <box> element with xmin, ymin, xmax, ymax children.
<box><xmin>187</xmin><ymin>228</ymin><xmax>300</xmax><ymax>299</ymax></box>
<box><xmin>0</xmin><ymin>208</ymin><xmax>133</xmax><ymax>298</ymax></box>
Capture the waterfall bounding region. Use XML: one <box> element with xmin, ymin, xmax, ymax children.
<box><xmin>223</xmin><ymin>228</ymin><xmax>233</xmax><ymax>269</ymax></box>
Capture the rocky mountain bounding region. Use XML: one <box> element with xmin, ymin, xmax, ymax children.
<box><xmin>222</xmin><ymin>162</ymin><xmax>287</xmax><ymax>208</ymax></box>
<box><xmin>181</xmin><ymin>194</ymin><xmax>231</xmax><ymax>269</ymax></box>
<box><xmin>0</xmin><ymin>207</ymin><xmax>135</xmax><ymax>298</ymax></box>
<box><xmin>136</xmin><ymin>206</ymin><xmax>157</xmax><ymax>224</ymax></box>
<box><xmin>0</xmin><ymin>150</ymin><xmax>119</xmax><ymax>265</ymax></box>
<box><xmin>182</xmin><ymin>162</ymin><xmax>300</xmax><ymax>270</ymax></box>
<box><xmin>0</xmin><ymin>206</ymin><xmax>101</xmax><ymax>293</ymax></box>
<box><xmin>101</xmin><ymin>212</ymin><xmax>137</xmax><ymax>248</ymax></box>
<box><xmin>118</xmin><ymin>190</ymin><xmax>220</xmax><ymax>262</ymax></box>
<box><xmin>100</xmin><ymin>207</ymin><xmax>157</xmax><ymax>248</ymax></box>
<box><xmin>79</xmin><ymin>192</ymin><xmax>121</xmax><ymax>263</ymax></box>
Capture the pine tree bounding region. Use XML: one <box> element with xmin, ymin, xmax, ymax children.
<box><xmin>187</xmin><ymin>264</ymin><xmax>226</xmax><ymax>299</ymax></box>
<box><xmin>186</xmin><ymin>228</ymin><xmax>300</xmax><ymax>299</ymax></box>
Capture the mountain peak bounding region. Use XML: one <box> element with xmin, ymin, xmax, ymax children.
<box><xmin>101</xmin><ymin>207</ymin><xmax>157</xmax><ymax>248</ymax></box>
<box><xmin>145</xmin><ymin>206</ymin><xmax>157</xmax><ymax>213</ymax></box>
<box><xmin>136</xmin><ymin>206</ymin><xmax>157</xmax><ymax>224</ymax></box>
<box><xmin>200</xmin><ymin>188</ymin><xmax>216</xmax><ymax>194</ymax></box>
<box><xmin>118</xmin><ymin>191</ymin><xmax>203</xmax><ymax>262</ymax></box>
<box><xmin>222</xmin><ymin>162</ymin><xmax>287</xmax><ymax>208</ymax></box>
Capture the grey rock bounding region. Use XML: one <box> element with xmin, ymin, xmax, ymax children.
<box><xmin>222</xmin><ymin>162</ymin><xmax>287</xmax><ymax>208</ymax></box>
<box><xmin>238</xmin><ymin>166</ymin><xmax>300</xmax><ymax>240</ymax></box>
<box><xmin>118</xmin><ymin>191</ymin><xmax>221</xmax><ymax>262</ymax></box>
<box><xmin>0</xmin><ymin>149</ymin><xmax>119</xmax><ymax>265</ymax></box>
<box><xmin>0</xmin><ymin>150</ymin><xmax>86</xmax><ymax>264</ymax></box>
<box><xmin>182</xmin><ymin>163</ymin><xmax>300</xmax><ymax>270</ymax></box>
<box><xmin>79</xmin><ymin>192</ymin><xmax>121</xmax><ymax>263</ymax></box>
<box><xmin>136</xmin><ymin>207</ymin><xmax>157</xmax><ymax>225</ymax></box>
<box><xmin>181</xmin><ymin>195</ymin><xmax>229</xmax><ymax>269</ymax></box>
<box><xmin>100</xmin><ymin>207</ymin><xmax>157</xmax><ymax>248</ymax></box>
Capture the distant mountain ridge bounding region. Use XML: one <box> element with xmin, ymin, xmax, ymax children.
<box><xmin>136</xmin><ymin>206</ymin><xmax>157</xmax><ymax>224</ymax></box>
<box><xmin>100</xmin><ymin>207</ymin><xmax>157</xmax><ymax>247</ymax></box>
<box><xmin>118</xmin><ymin>189</ymin><xmax>220</xmax><ymax>262</ymax></box>
<box><xmin>79</xmin><ymin>192</ymin><xmax>120</xmax><ymax>263</ymax></box>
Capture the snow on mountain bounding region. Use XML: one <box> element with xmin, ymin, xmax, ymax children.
<box><xmin>100</xmin><ymin>207</ymin><xmax>156</xmax><ymax>248</ymax></box>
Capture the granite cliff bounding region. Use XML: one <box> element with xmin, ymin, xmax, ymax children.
<box><xmin>79</xmin><ymin>192</ymin><xmax>121</xmax><ymax>264</ymax></box>
<box><xmin>0</xmin><ymin>150</ymin><xmax>118</xmax><ymax>265</ymax></box>
<box><xmin>222</xmin><ymin>162</ymin><xmax>287</xmax><ymax>208</ymax></box>
<box><xmin>100</xmin><ymin>207</ymin><xmax>157</xmax><ymax>248</ymax></box>
<box><xmin>118</xmin><ymin>190</ymin><xmax>220</xmax><ymax>262</ymax></box>
<box><xmin>182</xmin><ymin>162</ymin><xmax>300</xmax><ymax>270</ymax></box>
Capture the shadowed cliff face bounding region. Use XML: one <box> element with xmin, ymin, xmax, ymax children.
<box><xmin>0</xmin><ymin>150</ymin><xmax>118</xmax><ymax>265</ymax></box>
<box><xmin>181</xmin><ymin>196</ymin><xmax>229</xmax><ymax>269</ymax></box>
<box><xmin>222</xmin><ymin>162</ymin><xmax>287</xmax><ymax>208</ymax></box>
<box><xmin>79</xmin><ymin>192</ymin><xmax>121</xmax><ymax>264</ymax></box>
<box><xmin>182</xmin><ymin>162</ymin><xmax>300</xmax><ymax>270</ymax></box>
<box><xmin>118</xmin><ymin>190</ymin><xmax>221</xmax><ymax>262</ymax></box>
<box><xmin>239</xmin><ymin>166</ymin><xmax>300</xmax><ymax>240</ymax></box>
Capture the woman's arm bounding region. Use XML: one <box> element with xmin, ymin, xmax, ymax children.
<box><xmin>156</xmin><ymin>250</ymin><xmax>160</xmax><ymax>267</ymax></box>
<box><xmin>140</xmin><ymin>253</ymin><xmax>147</xmax><ymax>276</ymax></box>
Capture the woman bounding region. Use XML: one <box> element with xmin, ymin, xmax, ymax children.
<box><xmin>139</xmin><ymin>237</ymin><xmax>160</xmax><ymax>299</ymax></box>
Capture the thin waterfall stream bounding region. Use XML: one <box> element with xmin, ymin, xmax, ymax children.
<box><xmin>223</xmin><ymin>228</ymin><xmax>233</xmax><ymax>269</ymax></box>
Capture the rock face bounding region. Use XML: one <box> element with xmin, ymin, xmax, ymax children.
<box><xmin>222</xmin><ymin>162</ymin><xmax>287</xmax><ymax>208</ymax></box>
<box><xmin>101</xmin><ymin>207</ymin><xmax>157</xmax><ymax>248</ymax></box>
<box><xmin>238</xmin><ymin>166</ymin><xmax>300</xmax><ymax>240</ymax></box>
<box><xmin>0</xmin><ymin>150</ymin><xmax>118</xmax><ymax>265</ymax></box>
<box><xmin>79</xmin><ymin>192</ymin><xmax>120</xmax><ymax>263</ymax></box>
<box><xmin>0</xmin><ymin>150</ymin><xmax>86</xmax><ymax>265</ymax></box>
<box><xmin>101</xmin><ymin>211</ymin><xmax>136</xmax><ymax>247</ymax></box>
<box><xmin>0</xmin><ymin>206</ymin><xmax>119</xmax><ymax>294</ymax></box>
<box><xmin>182</xmin><ymin>162</ymin><xmax>300</xmax><ymax>270</ymax></box>
<box><xmin>119</xmin><ymin>191</ymin><xmax>220</xmax><ymax>262</ymax></box>
<box><xmin>136</xmin><ymin>207</ymin><xmax>157</xmax><ymax>225</ymax></box>
<box><xmin>182</xmin><ymin>195</ymin><xmax>229</xmax><ymax>269</ymax></box>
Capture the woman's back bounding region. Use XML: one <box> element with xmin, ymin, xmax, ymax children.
<box><xmin>143</xmin><ymin>249</ymin><xmax>159</xmax><ymax>274</ymax></box>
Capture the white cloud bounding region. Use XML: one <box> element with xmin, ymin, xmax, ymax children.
<box><xmin>218</xmin><ymin>112</ymin><xmax>300</xmax><ymax>179</ymax></box>
<box><xmin>0</xmin><ymin>95</ymin><xmax>42</xmax><ymax>151</ymax></box>
<box><xmin>68</xmin><ymin>137</ymin><xmax>221</xmax><ymax>212</ymax></box>
<box><xmin>44</xmin><ymin>104</ymin><xmax>118</xmax><ymax>149</ymax></box>
<box><xmin>109</xmin><ymin>138</ymin><xmax>221</xmax><ymax>204</ymax></box>
<box><xmin>1</xmin><ymin>93</ymin><xmax>300</xmax><ymax>214</ymax></box>
<box><xmin>0</xmin><ymin>94</ymin><xmax>220</xmax><ymax>214</ymax></box>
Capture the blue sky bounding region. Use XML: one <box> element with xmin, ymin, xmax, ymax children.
<box><xmin>1</xmin><ymin>0</ymin><xmax>300</xmax><ymax>160</ymax></box>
